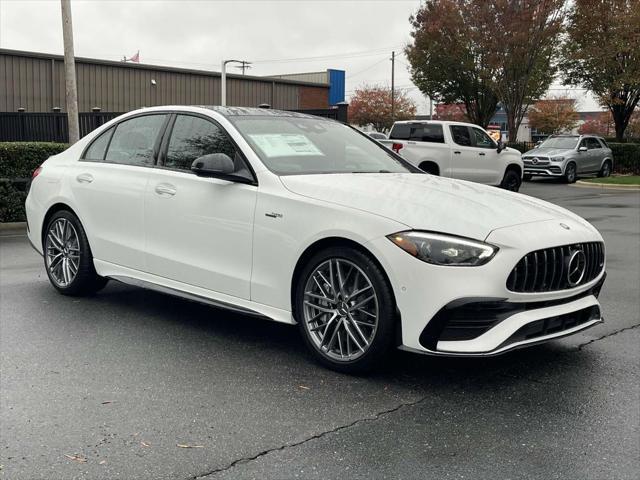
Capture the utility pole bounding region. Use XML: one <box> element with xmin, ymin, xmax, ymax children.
<box><xmin>221</xmin><ymin>59</ymin><xmax>251</xmax><ymax>107</ymax></box>
<box><xmin>61</xmin><ymin>0</ymin><xmax>79</xmax><ymax>144</ymax></box>
<box><xmin>390</xmin><ymin>51</ymin><xmax>395</xmax><ymax>122</ymax></box>
<box><xmin>235</xmin><ymin>61</ymin><xmax>251</xmax><ymax>75</ymax></box>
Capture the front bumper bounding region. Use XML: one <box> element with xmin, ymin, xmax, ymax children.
<box><xmin>366</xmin><ymin>218</ymin><xmax>605</xmax><ymax>356</ymax></box>
<box><xmin>524</xmin><ymin>164</ymin><xmax>564</xmax><ymax>177</ymax></box>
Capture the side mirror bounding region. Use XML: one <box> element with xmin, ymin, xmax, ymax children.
<box><xmin>496</xmin><ymin>140</ymin><xmax>505</xmax><ymax>153</ymax></box>
<box><xmin>578</xmin><ymin>146</ymin><xmax>588</xmax><ymax>152</ymax></box>
<box><xmin>191</xmin><ymin>153</ymin><xmax>234</xmax><ymax>177</ymax></box>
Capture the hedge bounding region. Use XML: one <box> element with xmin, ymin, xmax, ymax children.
<box><xmin>0</xmin><ymin>142</ymin><xmax>68</xmax><ymax>222</ymax></box>
<box><xmin>0</xmin><ymin>142</ymin><xmax>68</xmax><ymax>179</ymax></box>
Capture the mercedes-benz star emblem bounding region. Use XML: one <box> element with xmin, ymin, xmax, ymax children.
<box><xmin>560</xmin><ymin>223</ymin><xmax>570</xmax><ymax>230</ymax></box>
<box><xmin>532</xmin><ymin>157</ymin><xmax>539</xmax><ymax>164</ymax></box>
<box><xmin>567</xmin><ymin>249</ymin><xmax>587</xmax><ymax>287</ymax></box>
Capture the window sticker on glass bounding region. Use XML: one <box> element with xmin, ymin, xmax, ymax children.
<box><xmin>249</xmin><ymin>134</ymin><xmax>324</xmax><ymax>157</ymax></box>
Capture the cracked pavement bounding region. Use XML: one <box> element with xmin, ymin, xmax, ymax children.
<box><xmin>1</xmin><ymin>181</ymin><xmax>639</xmax><ymax>479</ymax></box>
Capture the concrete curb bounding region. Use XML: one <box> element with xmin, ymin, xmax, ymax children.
<box><xmin>575</xmin><ymin>180</ymin><xmax>640</xmax><ymax>191</ymax></box>
<box><xmin>0</xmin><ymin>222</ymin><xmax>27</xmax><ymax>235</ymax></box>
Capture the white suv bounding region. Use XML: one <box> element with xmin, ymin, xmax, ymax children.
<box><xmin>384</xmin><ymin>120</ymin><xmax>524</xmax><ymax>191</ymax></box>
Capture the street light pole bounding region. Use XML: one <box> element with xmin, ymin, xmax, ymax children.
<box><xmin>60</xmin><ymin>0</ymin><xmax>79</xmax><ymax>144</ymax></box>
<box><xmin>390</xmin><ymin>51</ymin><xmax>395</xmax><ymax>122</ymax></box>
<box><xmin>221</xmin><ymin>59</ymin><xmax>251</xmax><ymax>107</ymax></box>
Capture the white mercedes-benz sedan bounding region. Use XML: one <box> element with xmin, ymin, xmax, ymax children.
<box><xmin>26</xmin><ymin>106</ymin><xmax>606</xmax><ymax>373</ymax></box>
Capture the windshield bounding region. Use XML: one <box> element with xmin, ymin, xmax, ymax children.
<box><xmin>230</xmin><ymin>116</ymin><xmax>411</xmax><ymax>175</ymax></box>
<box><xmin>538</xmin><ymin>137</ymin><xmax>579</xmax><ymax>149</ymax></box>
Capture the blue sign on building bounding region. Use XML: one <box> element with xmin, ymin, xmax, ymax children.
<box><xmin>328</xmin><ymin>69</ymin><xmax>345</xmax><ymax>105</ymax></box>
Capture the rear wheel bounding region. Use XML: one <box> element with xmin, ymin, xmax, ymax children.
<box><xmin>44</xmin><ymin>210</ymin><xmax>108</xmax><ymax>296</ymax></box>
<box><xmin>598</xmin><ymin>160</ymin><xmax>611</xmax><ymax>178</ymax></box>
<box><xmin>564</xmin><ymin>162</ymin><xmax>577</xmax><ymax>183</ymax></box>
<box><xmin>295</xmin><ymin>246</ymin><xmax>396</xmax><ymax>373</ymax></box>
<box><xmin>500</xmin><ymin>169</ymin><xmax>522</xmax><ymax>192</ymax></box>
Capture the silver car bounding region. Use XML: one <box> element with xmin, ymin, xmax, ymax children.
<box><xmin>522</xmin><ymin>135</ymin><xmax>613</xmax><ymax>183</ymax></box>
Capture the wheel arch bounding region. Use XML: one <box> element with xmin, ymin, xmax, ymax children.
<box><xmin>418</xmin><ymin>160</ymin><xmax>440</xmax><ymax>175</ymax></box>
<box><xmin>290</xmin><ymin>236</ymin><xmax>402</xmax><ymax>343</ymax></box>
<box><xmin>504</xmin><ymin>163</ymin><xmax>522</xmax><ymax>177</ymax></box>
<box><xmin>41</xmin><ymin>203</ymin><xmax>81</xmax><ymax>248</ymax></box>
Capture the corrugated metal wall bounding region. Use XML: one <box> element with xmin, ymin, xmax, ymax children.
<box><xmin>0</xmin><ymin>50</ymin><xmax>327</xmax><ymax>112</ymax></box>
<box><xmin>270</xmin><ymin>71</ymin><xmax>329</xmax><ymax>85</ymax></box>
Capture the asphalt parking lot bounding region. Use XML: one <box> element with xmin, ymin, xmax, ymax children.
<box><xmin>1</xmin><ymin>180</ymin><xmax>639</xmax><ymax>480</ymax></box>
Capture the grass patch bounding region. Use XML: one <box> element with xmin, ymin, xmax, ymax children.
<box><xmin>582</xmin><ymin>176</ymin><xmax>640</xmax><ymax>185</ymax></box>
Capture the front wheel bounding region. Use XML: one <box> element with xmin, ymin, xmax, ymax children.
<box><xmin>44</xmin><ymin>210</ymin><xmax>108</xmax><ymax>296</ymax></box>
<box><xmin>294</xmin><ymin>247</ymin><xmax>396</xmax><ymax>373</ymax></box>
<box><xmin>564</xmin><ymin>162</ymin><xmax>577</xmax><ymax>183</ymax></box>
<box><xmin>500</xmin><ymin>170</ymin><xmax>522</xmax><ymax>192</ymax></box>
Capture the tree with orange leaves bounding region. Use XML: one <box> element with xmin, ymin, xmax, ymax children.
<box><xmin>349</xmin><ymin>85</ymin><xmax>417</xmax><ymax>132</ymax></box>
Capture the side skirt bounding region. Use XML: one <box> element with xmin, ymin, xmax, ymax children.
<box><xmin>93</xmin><ymin>259</ymin><xmax>294</xmax><ymax>325</ymax></box>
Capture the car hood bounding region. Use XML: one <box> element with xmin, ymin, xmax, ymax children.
<box><xmin>523</xmin><ymin>147</ymin><xmax>572</xmax><ymax>157</ymax></box>
<box><xmin>280</xmin><ymin>173</ymin><xmax>593</xmax><ymax>240</ymax></box>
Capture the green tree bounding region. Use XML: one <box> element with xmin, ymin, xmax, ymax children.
<box><xmin>563</xmin><ymin>0</ymin><xmax>640</xmax><ymax>141</ymax></box>
<box><xmin>349</xmin><ymin>85</ymin><xmax>417</xmax><ymax>131</ymax></box>
<box><xmin>406</xmin><ymin>0</ymin><xmax>498</xmax><ymax>128</ymax></box>
<box><xmin>480</xmin><ymin>0</ymin><xmax>565</xmax><ymax>141</ymax></box>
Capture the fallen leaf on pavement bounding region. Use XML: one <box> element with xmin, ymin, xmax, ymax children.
<box><xmin>99</xmin><ymin>460</ymin><xmax>106</xmax><ymax>465</ymax></box>
<box><xmin>64</xmin><ymin>454</ymin><xmax>87</xmax><ymax>463</ymax></box>
<box><xmin>177</xmin><ymin>444</ymin><xmax>204</xmax><ymax>449</ymax></box>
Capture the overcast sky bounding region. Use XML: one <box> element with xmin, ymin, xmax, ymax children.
<box><xmin>0</xmin><ymin>0</ymin><xmax>597</xmax><ymax>113</ymax></box>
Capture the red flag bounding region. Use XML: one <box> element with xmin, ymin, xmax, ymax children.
<box><xmin>126</xmin><ymin>51</ymin><xmax>140</xmax><ymax>63</ymax></box>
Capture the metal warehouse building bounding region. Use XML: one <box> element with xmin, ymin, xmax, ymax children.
<box><xmin>0</xmin><ymin>49</ymin><xmax>345</xmax><ymax>113</ymax></box>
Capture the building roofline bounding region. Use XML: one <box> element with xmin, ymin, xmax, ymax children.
<box><xmin>0</xmin><ymin>48</ymin><xmax>330</xmax><ymax>88</ymax></box>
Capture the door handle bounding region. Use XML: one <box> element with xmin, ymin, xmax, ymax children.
<box><xmin>453</xmin><ymin>151</ymin><xmax>461</xmax><ymax>155</ymax></box>
<box><xmin>154</xmin><ymin>183</ymin><xmax>176</xmax><ymax>196</ymax></box>
<box><xmin>76</xmin><ymin>173</ymin><xmax>94</xmax><ymax>184</ymax></box>
<box><xmin>479</xmin><ymin>152</ymin><xmax>486</xmax><ymax>156</ymax></box>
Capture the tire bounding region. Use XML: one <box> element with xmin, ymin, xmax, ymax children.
<box><xmin>523</xmin><ymin>174</ymin><xmax>532</xmax><ymax>181</ymax></box>
<box><xmin>564</xmin><ymin>162</ymin><xmax>577</xmax><ymax>183</ymax></box>
<box><xmin>598</xmin><ymin>160</ymin><xmax>612</xmax><ymax>178</ymax></box>
<box><xmin>500</xmin><ymin>169</ymin><xmax>522</xmax><ymax>192</ymax></box>
<box><xmin>43</xmin><ymin>210</ymin><xmax>108</xmax><ymax>296</ymax></box>
<box><xmin>294</xmin><ymin>246</ymin><xmax>396</xmax><ymax>373</ymax></box>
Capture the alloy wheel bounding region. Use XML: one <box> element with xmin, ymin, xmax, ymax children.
<box><xmin>302</xmin><ymin>258</ymin><xmax>379</xmax><ymax>362</ymax></box>
<box><xmin>45</xmin><ymin>218</ymin><xmax>80</xmax><ymax>287</ymax></box>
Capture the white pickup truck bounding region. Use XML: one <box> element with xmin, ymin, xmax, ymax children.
<box><xmin>381</xmin><ymin>120</ymin><xmax>524</xmax><ymax>191</ymax></box>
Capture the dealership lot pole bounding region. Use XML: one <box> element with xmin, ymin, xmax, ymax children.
<box><xmin>60</xmin><ymin>0</ymin><xmax>79</xmax><ymax>144</ymax></box>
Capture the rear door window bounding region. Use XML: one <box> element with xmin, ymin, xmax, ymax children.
<box><xmin>104</xmin><ymin>114</ymin><xmax>167</xmax><ymax>166</ymax></box>
<box><xmin>83</xmin><ymin>127</ymin><xmax>114</xmax><ymax>161</ymax></box>
<box><xmin>587</xmin><ymin>138</ymin><xmax>602</xmax><ymax>149</ymax></box>
<box><xmin>450</xmin><ymin>125</ymin><xmax>472</xmax><ymax>146</ymax></box>
<box><xmin>389</xmin><ymin>124</ymin><xmax>444</xmax><ymax>143</ymax></box>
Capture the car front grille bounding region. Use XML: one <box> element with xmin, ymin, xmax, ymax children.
<box><xmin>523</xmin><ymin>156</ymin><xmax>550</xmax><ymax>165</ymax></box>
<box><xmin>506</xmin><ymin>242</ymin><xmax>604</xmax><ymax>293</ymax></box>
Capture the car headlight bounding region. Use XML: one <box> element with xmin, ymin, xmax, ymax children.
<box><xmin>387</xmin><ymin>231</ymin><xmax>498</xmax><ymax>266</ymax></box>
<box><xmin>551</xmin><ymin>156</ymin><xmax>565</xmax><ymax>162</ymax></box>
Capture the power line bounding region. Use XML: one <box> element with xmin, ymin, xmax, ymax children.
<box><xmin>346</xmin><ymin>57</ymin><xmax>389</xmax><ymax>79</ymax></box>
